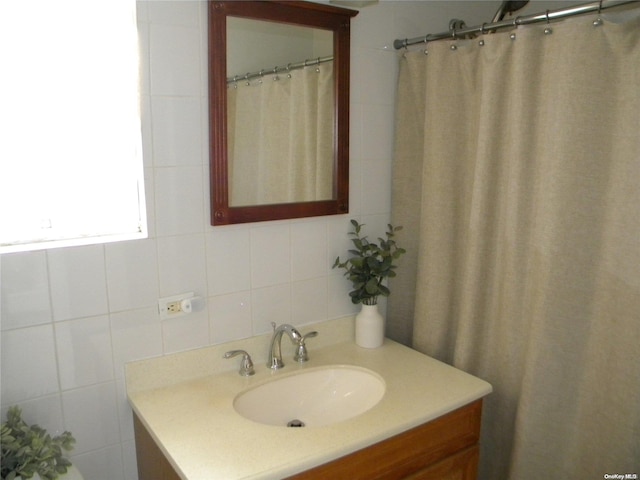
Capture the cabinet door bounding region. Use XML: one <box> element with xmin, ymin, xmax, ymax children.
<box><xmin>285</xmin><ymin>400</ymin><xmax>482</xmax><ymax>480</ymax></box>
<box><xmin>405</xmin><ymin>445</ymin><xmax>479</xmax><ymax>480</ymax></box>
<box><xmin>133</xmin><ymin>414</ymin><xmax>182</xmax><ymax>480</ymax></box>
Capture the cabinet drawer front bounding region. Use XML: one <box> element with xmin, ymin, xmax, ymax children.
<box><xmin>285</xmin><ymin>400</ymin><xmax>482</xmax><ymax>480</ymax></box>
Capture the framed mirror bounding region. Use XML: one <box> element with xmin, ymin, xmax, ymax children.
<box><xmin>208</xmin><ymin>1</ymin><xmax>358</xmax><ymax>225</ymax></box>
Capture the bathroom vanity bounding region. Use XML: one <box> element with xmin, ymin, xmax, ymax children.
<box><xmin>126</xmin><ymin>318</ymin><xmax>491</xmax><ymax>480</ymax></box>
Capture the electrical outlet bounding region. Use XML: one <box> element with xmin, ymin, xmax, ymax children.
<box><xmin>167</xmin><ymin>301</ymin><xmax>182</xmax><ymax>314</ymax></box>
<box><xmin>158</xmin><ymin>292</ymin><xmax>194</xmax><ymax>319</ymax></box>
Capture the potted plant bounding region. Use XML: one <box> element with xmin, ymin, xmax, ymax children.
<box><xmin>333</xmin><ymin>219</ymin><xmax>406</xmax><ymax>348</ymax></box>
<box><xmin>1</xmin><ymin>406</ymin><xmax>80</xmax><ymax>480</ymax></box>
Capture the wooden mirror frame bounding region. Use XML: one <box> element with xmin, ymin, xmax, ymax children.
<box><xmin>208</xmin><ymin>0</ymin><xmax>358</xmax><ymax>225</ymax></box>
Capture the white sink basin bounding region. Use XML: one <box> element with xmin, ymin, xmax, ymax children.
<box><xmin>233</xmin><ymin>365</ymin><xmax>386</xmax><ymax>427</ymax></box>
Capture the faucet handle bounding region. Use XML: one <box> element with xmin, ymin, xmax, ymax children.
<box><xmin>224</xmin><ymin>350</ymin><xmax>255</xmax><ymax>376</ymax></box>
<box><xmin>302</xmin><ymin>331</ymin><xmax>318</xmax><ymax>341</ymax></box>
<box><xmin>294</xmin><ymin>331</ymin><xmax>318</xmax><ymax>363</ymax></box>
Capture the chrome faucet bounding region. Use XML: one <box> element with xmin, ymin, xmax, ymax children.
<box><xmin>267</xmin><ymin>322</ymin><xmax>302</xmax><ymax>369</ymax></box>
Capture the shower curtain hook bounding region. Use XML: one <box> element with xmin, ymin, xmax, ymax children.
<box><xmin>544</xmin><ymin>10</ymin><xmax>553</xmax><ymax>35</ymax></box>
<box><xmin>258</xmin><ymin>69</ymin><xmax>264</xmax><ymax>84</ymax></box>
<box><xmin>316</xmin><ymin>57</ymin><xmax>321</xmax><ymax>72</ymax></box>
<box><xmin>244</xmin><ymin>73</ymin><xmax>250</xmax><ymax>86</ymax></box>
<box><xmin>286</xmin><ymin>63</ymin><xmax>292</xmax><ymax>78</ymax></box>
<box><xmin>479</xmin><ymin>23</ymin><xmax>487</xmax><ymax>46</ymax></box>
<box><xmin>272</xmin><ymin>66</ymin><xmax>279</xmax><ymax>81</ymax></box>
<box><xmin>402</xmin><ymin>43</ymin><xmax>409</xmax><ymax>59</ymax></box>
<box><xmin>450</xmin><ymin>26</ymin><xmax>458</xmax><ymax>51</ymax></box>
<box><xmin>594</xmin><ymin>0</ymin><xmax>604</xmax><ymax>26</ymax></box>
<box><xmin>510</xmin><ymin>17</ymin><xmax>519</xmax><ymax>40</ymax></box>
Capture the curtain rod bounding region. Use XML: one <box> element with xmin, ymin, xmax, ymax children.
<box><xmin>393</xmin><ymin>0</ymin><xmax>639</xmax><ymax>49</ymax></box>
<box><xmin>227</xmin><ymin>55</ymin><xmax>333</xmax><ymax>85</ymax></box>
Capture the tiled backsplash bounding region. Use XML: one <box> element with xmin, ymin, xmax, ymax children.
<box><xmin>0</xmin><ymin>1</ymin><xmax>497</xmax><ymax>478</ymax></box>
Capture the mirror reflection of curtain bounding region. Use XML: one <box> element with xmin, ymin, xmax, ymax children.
<box><xmin>227</xmin><ymin>63</ymin><xmax>333</xmax><ymax>206</ymax></box>
<box><xmin>389</xmin><ymin>11</ymin><xmax>640</xmax><ymax>480</ymax></box>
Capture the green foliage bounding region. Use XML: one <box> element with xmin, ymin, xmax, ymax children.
<box><xmin>1</xmin><ymin>406</ymin><xmax>75</xmax><ymax>480</ymax></box>
<box><xmin>333</xmin><ymin>219</ymin><xmax>406</xmax><ymax>305</ymax></box>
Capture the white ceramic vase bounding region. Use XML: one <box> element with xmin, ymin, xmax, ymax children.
<box><xmin>355</xmin><ymin>303</ymin><xmax>385</xmax><ymax>348</ymax></box>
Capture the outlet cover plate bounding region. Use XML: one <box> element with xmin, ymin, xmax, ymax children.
<box><xmin>158</xmin><ymin>292</ymin><xmax>194</xmax><ymax>320</ymax></box>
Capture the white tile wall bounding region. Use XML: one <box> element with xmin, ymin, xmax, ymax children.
<box><xmin>105</xmin><ymin>240</ymin><xmax>159</xmax><ymax>313</ymax></box>
<box><xmin>0</xmin><ymin>1</ymin><xmax>497</xmax><ymax>478</ymax></box>
<box><xmin>110</xmin><ymin>308</ymin><xmax>162</xmax><ymax>380</ymax></box>
<box><xmin>48</xmin><ymin>246</ymin><xmax>109</xmax><ymax>322</ymax></box>
<box><xmin>250</xmin><ymin>224</ymin><xmax>291</xmax><ymax>288</ymax></box>
<box><xmin>149</xmin><ymin>24</ymin><xmax>202</xmax><ymax>96</ymax></box>
<box><xmin>55</xmin><ymin>315</ymin><xmax>114</xmax><ymax>390</ymax></box>
<box><xmin>206</xmin><ymin>228</ymin><xmax>251</xmax><ymax>295</ymax></box>
<box><xmin>154</xmin><ymin>167</ymin><xmax>205</xmax><ymax>236</ymax></box>
<box><xmin>208</xmin><ymin>291</ymin><xmax>252</xmax><ymax>343</ymax></box>
<box><xmin>291</xmin><ymin>221</ymin><xmax>328</xmax><ymax>281</ymax></box>
<box><xmin>1</xmin><ymin>325</ymin><xmax>59</xmax><ymax>404</ymax></box>
<box><xmin>150</xmin><ymin>96</ymin><xmax>203</xmax><ymax>168</ymax></box>
<box><xmin>61</xmin><ymin>383</ymin><xmax>120</xmax><ymax>455</ymax></box>
<box><xmin>1</xmin><ymin>251</ymin><xmax>51</xmax><ymax>329</ymax></box>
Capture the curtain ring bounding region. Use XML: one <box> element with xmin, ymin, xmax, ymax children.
<box><xmin>480</xmin><ymin>23</ymin><xmax>487</xmax><ymax>35</ymax></box>
<box><xmin>244</xmin><ymin>73</ymin><xmax>250</xmax><ymax>86</ymax></box>
<box><xmin>286</xmin><ymin>63</ymin><xmax>292</xmax><ymax>78</ymax></box>
<box><xmin>315</xmin><ymin>57</ymin><xmax>321</xmax><ymax>72</ymax></box>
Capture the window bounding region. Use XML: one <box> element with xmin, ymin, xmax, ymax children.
<box><xmin>0</xmin><ymin>0</ymin><xmax>146</xmax><ymax>254</ymax></box>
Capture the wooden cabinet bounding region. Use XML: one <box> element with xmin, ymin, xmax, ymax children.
<box><xmin>133</xmin><ymin>400</ymin><xmax>483</xmax><ymax>480</ymax></box>
<box><xmin>133</xmin><ymin>414</ymin><xmax>182</xmax><ymax>480</ymax></box>
<box><xmin>284</xmin><ymin>400</ymin><xmax>482</xmax><ymax>480</ymax></box>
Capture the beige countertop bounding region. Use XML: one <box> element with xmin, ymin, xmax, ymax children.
<box><xmin>126</xmin><ymin>317</ymin><xmax>492</xmax><ymax>480</ymax></box>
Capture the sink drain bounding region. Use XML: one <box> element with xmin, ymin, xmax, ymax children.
<box><xmin>287</xmin><ymin>419</ymin><xmax>305</xmax><ymax>428</ymax></box>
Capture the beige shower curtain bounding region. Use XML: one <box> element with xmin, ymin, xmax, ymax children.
<box><xmin>389</xmin><ymin>10</ymin><xmax>640</xmax><ymax>480</ymax></box>
<box><xmin>227</xmin><ymin>63</ymin><xmax>334</xmax><ymax>206</ymax></box>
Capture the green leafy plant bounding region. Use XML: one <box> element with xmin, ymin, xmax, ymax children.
<box><xmin>1</xmin><ymin>406</ymin><xmax>75</xmax><ymax>480</ymax></box>
<box><xmin>333</xmin><ymin>219</ymin><xmax>406</xmax><ymax>305</ymax></box>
